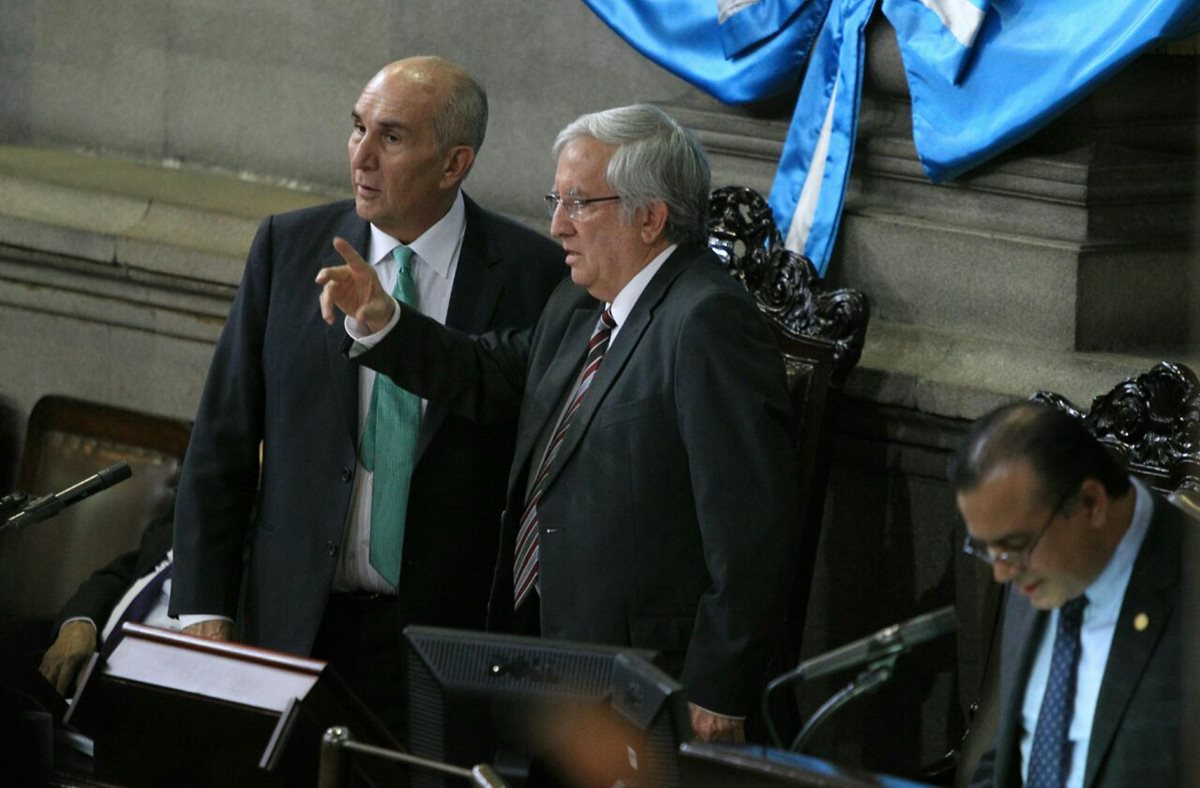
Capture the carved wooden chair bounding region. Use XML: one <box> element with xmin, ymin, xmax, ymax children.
<box><xmin>952</xmin><ymin>361</ymin><xmax>1200</xmax><ymax>786</ymax></box>
<box><xmin>707</xmin><ymin>185</ymin><xmax>871</xmax><ymax>671</ymax></box>
<box><xmin>0</xmin><ymin>395</ymin><xmax>191</xmax><ymax>624</ymax></box>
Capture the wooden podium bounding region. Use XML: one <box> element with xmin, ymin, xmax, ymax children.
<box><xmin>65</xmin><ymin>623</ymin><xmax>401</xmax><ymax>787</ymax></box>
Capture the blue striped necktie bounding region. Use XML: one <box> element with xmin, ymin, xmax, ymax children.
<box><xmin>360</xmin><ymin>245</ymin><xmax>420</xmax><ymax>586</ymax></box>
<box><xmin>1027</xmin><ymin>594</ymin><xmax>1089</xmax><ymax>788</ymax></box>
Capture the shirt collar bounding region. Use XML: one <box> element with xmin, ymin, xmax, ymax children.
<box><xmin>607</xmin><ymin>243</ymin><xmax>678</xmax><ymax>326</ymax></box>
<box><xmin>367</xmin><ymin>190</ymin><xmax>466</xmax><ymax>281</ymax></box>
<box><xmin>1081</xmin><ymin>475</ymin><xmax>1152</xmax><ymax>624</ymax></box>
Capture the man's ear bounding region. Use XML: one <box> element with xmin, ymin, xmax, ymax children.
<box><xmin>638</xmin><ymin>200</ymin><xmax>669</xmax><ymax>244</ymax></box>
<box><xmin>441</xmin><ymin>145</ymin><xmax>476</xmax><ymax>188</ymax></box>
<box><xmin>1079</xmin><ymin>478</ymin><xmax>1108</xmax><ymax>530</ymax></box>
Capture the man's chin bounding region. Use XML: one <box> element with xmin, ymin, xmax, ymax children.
<box><xmin>1018</xmin><ymin>579</ymin><xmax>1052</xmax><ymax>608</ymax></box>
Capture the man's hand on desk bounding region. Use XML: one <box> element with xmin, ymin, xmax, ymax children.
<box><xmin>39</xmin><ymin>620</ymin><xmax>97</xmax><ymax>695</ymax></box>
<box><xmin>182</xmin><ymin>619</ymin><xmax>234</xmax><ymax>641</ymax></box>
<box><xmin>688</xmin><ymin>702</ymin><xmax>746</xmax><ymax>743</ymax></box>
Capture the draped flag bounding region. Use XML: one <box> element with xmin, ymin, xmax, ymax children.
<box><xmin>581</xmin><ymin>0</ymin><xmax>831</xmax><ymax>103</ymax></box>
<box><xmin>768</xmin><ymin>0</ymin><xmax>876</xmax><ymax>270</ymax></box>
<box><xmin>882</xmin><ymin>0</ymin><xmax>988</xmax><ymax>85</ymax></box>
<box><xmin>884</xmin><ymin>0</ymin><xmax>1200</xmax><ymax>182</ymax></box>
<box><xmin>583</xmin><ymin>0</ymin><xmax>1200</xmax><ymax>271</ymax></box>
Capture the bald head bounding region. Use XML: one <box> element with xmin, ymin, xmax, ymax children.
<box><xmin>367</xmin><ymin>56</ymin><xmax>488</xmax><ymax>153</ymax></box>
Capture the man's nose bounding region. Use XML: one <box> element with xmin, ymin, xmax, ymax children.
<box><xmin>549</xmin><ymin>203</ymin><xmax>571</xmax><ymax>237</ymax></box>
<box><xmin>350</xmin><ymin>138</ymin><xmax>376</xmax><ymax>169</ymax></box>
<box><xmin>992</xmin><ymin>559</ymin><xmax>1019</xmax><ymax>585</ymax></box>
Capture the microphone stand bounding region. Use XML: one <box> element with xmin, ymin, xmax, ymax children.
<box><xmin>762</xmin><ymin>645</ymin><xmax>905</xmax><ymax>752</ymax></box>
<box><xmin>319</xmin><ymin>726</ymin><xmax>506</xmax><ymax>788</ymax></box>
<box><xmin>761</xmin><ymin>605</ymin><xmax>956</xmax><ymax>752</ymax></box>
<box><xmin>788</xmin><ymin>654</ymin><xmax>896</xmax><ymax>753</ymax></box>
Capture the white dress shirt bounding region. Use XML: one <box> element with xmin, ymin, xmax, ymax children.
<box><xmin>334</xmin><ymin>191</ymin><xmax>465</xmax><ymax>593</ymax></box>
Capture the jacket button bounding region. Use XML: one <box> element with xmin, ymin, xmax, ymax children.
<box><xmin>340</xmin><ymin>467</ymin><xmax>353</xmax><ymax>483</ymax></box>
<box><xmin>325</xmin><ymin>540</ymin><xmax>339</xmax><ymax>557</ymax></box>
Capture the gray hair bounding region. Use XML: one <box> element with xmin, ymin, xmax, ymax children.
<box><xmin>429</xmin><ymin>60</ymin><xmax>489</xmax><ymax>153</ymax></box>
<box><xmin>553</xmin><ymin>104</ymin><xmax>711</xmax><ymax>245</ymax></box>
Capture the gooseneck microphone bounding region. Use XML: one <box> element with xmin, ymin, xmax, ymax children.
<box><xmin>761</xmin><ymin>605</ymin><xmax>958</xmax><ymax>749</ymax></box>
<box><xmin>2</xmin><ymin>461</ymin><xmax>132</xmax><ymax>534</ymax></box>
<box><xmin>795</xmin><ymin>605</ymin><xmax>958</xmax><ymax>680</ymax></box>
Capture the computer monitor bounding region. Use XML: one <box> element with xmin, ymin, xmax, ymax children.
<box><xmin>402</xmin><ymin>626</ymin><xmax>692</xmax><ymax>787</ymax></box>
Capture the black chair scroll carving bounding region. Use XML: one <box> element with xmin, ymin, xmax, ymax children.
<box><xmin>708</xmin><ymin>186</ymin><xmax>869</xmax><ymax>388</ymax></box>
<box><xmin>706</xmin><ymin>185</ymin><xmax>871</xmax><ymax>686</ymax></box>
<box><xmin>1033</xmin><ymin>361</ymin><xmax>1200</xmax><ymax>496</ymax></box>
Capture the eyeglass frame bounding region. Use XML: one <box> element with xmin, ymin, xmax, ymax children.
<box><xmin>544</xmin><ymin>192</ymin><xmax>622</xmax><ymax>220</ymax></box>
<box><xmin>961</xmin><ymin>487</ymin><xmax>1079</xmax><ymax>571</ymax></box>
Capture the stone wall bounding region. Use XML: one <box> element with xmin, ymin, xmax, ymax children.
<box><xmin>0</xmin><ymin>0</ymin><xmax>698</xmax><ymax>225</ymax></box>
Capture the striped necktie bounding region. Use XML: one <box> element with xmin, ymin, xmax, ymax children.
<box><xmin>360</xmin><ymin>245</ymin><xmax>421</xmax><ymax>586</ymax></box>
<box><xmin>513</xmin><ymin>308</ymin><xmax>617</xmax><ymax>609</ymax></box>
<box><xmin>100</xmin><ymin>560</ymin><xmax>173</xmax><ymax>659</ymax></box>
<box><xmin>1027</xmin><ymin>594</ymin><xmax>1089</xmax><ymax>788</ymax></box>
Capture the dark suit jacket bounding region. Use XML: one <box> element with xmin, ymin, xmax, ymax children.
<box><xmin>54</xmin><ymin>510</ymin><xmax>172</xmax><ymax>636</ymax></box>
<box><xmin>169</xmin><ymin>196</ymin><xmax>563</xmax><ymax>654</ymax></box>
<box><xmin>359</xmin><ymin>243</ymin><xmax>799</xmax><ymax>715</ymax></box>
<box><xmin>972</xmin><ymin>491</ymin><xmax>1190</xmax><ymax>787</ymax></box>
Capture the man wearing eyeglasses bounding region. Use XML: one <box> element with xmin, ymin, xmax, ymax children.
<box><xmin>953</xmin><ymin>401</ymin><xmax>1192</xmax><ymax>788</ymax></box>
<box><xmin>318</xmin><ymin>103</ymin><xmax>798</xmax><ymax>742</ymax></box>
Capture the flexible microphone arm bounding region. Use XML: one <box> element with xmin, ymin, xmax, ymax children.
<box><xmin>2</xmin><ymin>461</ymin><xmax>133</xmax><ymax>535</ymax></box>
<box><xmin>761</xmin><ymin>605</ymin><xmax>958</xmax><ymax>750</ymax></box>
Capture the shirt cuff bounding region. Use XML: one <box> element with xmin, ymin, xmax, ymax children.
<box><xmin>177</xmin><ymin>614</ymin><xmax>235</xmax><ymax>630</ymax></box>
<box><xmin>58</xmin><ymin>617</ymin><xmax>97</xmax><ymax>634</ymax></box>
<box><xmin>691</xmin><ymin>702</ymin><xmax>746</xmax><ymax>721</ymax></box>
<box><xmin>345</xmin><ymin>296</ymin><xmax>401</xmax><ymax>358</ymax></box>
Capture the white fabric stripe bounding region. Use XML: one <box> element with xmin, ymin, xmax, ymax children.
<box><xmin>717</xmin><ymin>0</ymin><xmax>760</xmax><ymax>24</ymax></box>
<box><xmin>918</xmin><ymin>0</ymin><xmax>986</xmax><ymax>48</ymax></box>
<box><xmin>786</xmin><ymin>77</ymin><xmax>840</xmax><ymax>254</ymax></box>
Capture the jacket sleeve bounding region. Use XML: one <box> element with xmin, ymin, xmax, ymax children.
<box><xmin>673</xmin><ymin>288</ymin><xmax>799</xmax><ymax>715</ymax></box>
<box><xmin>168</xmin><ymin>217</ymin><xmax>274</xmax><ymax>618</ymax></box>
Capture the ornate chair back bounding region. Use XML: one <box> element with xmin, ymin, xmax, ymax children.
<box><xmin>0</xmin><ymin>395</ymin><xmax>191</xmax><ymax>622</ymax></box>
<box><xmin>707</xmin><ymin>185</ymin><xmax>870</xmax><ymax>660</ymax></box>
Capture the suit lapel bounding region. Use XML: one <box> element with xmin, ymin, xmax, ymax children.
<box><xmin>415</xmin><ymin>195</ymin><xmax>501</xmax><ymax>460</ymax></box>
<box><xmin>1083</xmin><ymin>500</ymin><xmax>1179</xmax><ymax>787</ymax></box>
<box><xmin>325</xmin><ymin>210</ymin><xmax>371</xmax><ymax>449</ymax></box>
<box><xmin>509</xmin><ymin>305</ymin><xmax>598</xmax><ymax>489</ymax></box>
<box><xmin>994</xmin><ymin>595</ymin><xmax>1045</xmax><ymax>788</ymax></box>
<box><xmin>535</xmin><ymin>247</ymin><xmax>691</xmax><ymax>497</ymax></box>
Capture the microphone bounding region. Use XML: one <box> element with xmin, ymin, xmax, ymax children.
<box><xmin>2</xmin><ymin>461</ymin><xmax>133</xmax><ymax>533</ymax></box>
<box><xmin>795</xmin><ymin>605</ymin><xmax>957</xmax><ymax>680</ymax></box>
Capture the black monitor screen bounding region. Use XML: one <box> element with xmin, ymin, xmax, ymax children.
<box><xmin>402</xmin><ymin>626</ymin><xmax>692</xmax><ymax>787</ymax></box>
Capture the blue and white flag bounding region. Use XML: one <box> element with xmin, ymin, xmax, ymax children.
<box><xmin>768</xmin><ymin>0</ymin><xmax>876</xmax><ymax>272</ymax></box>
<box><xmin>584</xmin><ymin>0</ymin><xmax>1200</xmax><ymax>271</ymax></box>
<box><xmin>581</xmin><ymin>0</ymin><xmax>831</xmax><ymax>103</ymax></box>
<box><xmin>883</xmin><ymin>0</ymin><xmax>988</xmax><ymax>85</ymax></box>
<box><xmin>885</xmin><ymin>0</ymin><xmax>1200</xmax><ymax>181</ymax></box>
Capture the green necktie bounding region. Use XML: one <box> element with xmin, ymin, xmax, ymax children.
<box><xmin>360</xmin><ymin>245</ymin><xmax>420</xmax><ymax>586</ymax></box>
